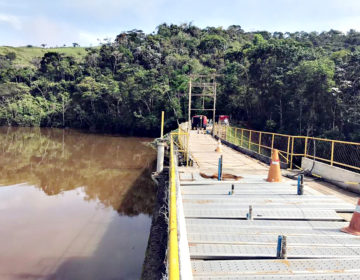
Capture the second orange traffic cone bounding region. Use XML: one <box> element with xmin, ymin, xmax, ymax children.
<box><xmin>341</xmin><ymin>199</ymin><xmax>360</xmax><ymax>236</ymax></box>
<box><xmin>266</xmin><ymin>149</ymin><xmax>282</xmax><ymax>182</ymax></box>
<box><xmin>215</xmin><ymin>139</ymin><xmax>222</xmax><ymax>153</ymax></box>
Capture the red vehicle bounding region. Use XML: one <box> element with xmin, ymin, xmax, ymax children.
<box><xmin>216</xmin><ymin>115</ymin><xmax>230</xmax><ymax>125</ymax></box>
<box><xmin>191</xmin><ymin>115</ymin><xmax>208</xmax><ymax>130</ymax></box>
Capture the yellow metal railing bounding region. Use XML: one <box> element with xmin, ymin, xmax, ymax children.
<box><xmin>172</xmin><ymin>124</ymin><xmax>190</xmax><ymax>166</ymax></box>
<box><xmin>168</xmin><ymin>134</ymin><xmax>179</xmax><ymax>279</ymax></box>
<box><xmin>168</xmin><ymin>125</ymin><xmax>189</xmax><ymax>279</ymax></box>
<box><xmin>214</xmin><ymin>124</ymin><xmax>360</xmax><ymax>172</ymax></box>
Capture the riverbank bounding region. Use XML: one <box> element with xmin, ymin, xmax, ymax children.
<box><xmin>142</xmin><ymin>168</ymin><xmax>169</xmax><ymax>280</ymax></box>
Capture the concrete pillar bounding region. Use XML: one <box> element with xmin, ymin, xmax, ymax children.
<box><xmin>156</xmin><ymin>140</ymin><xmax>165</xmax><ymax>173</ymax></box>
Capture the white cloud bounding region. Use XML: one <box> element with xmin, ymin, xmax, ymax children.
<box><xmin>0</xmin><ymin>13</ymin><xmax>22</xmax><ymax>30</ymax></box>
<box><xmin>2</xmin><ymin>0</ymin><xmax>360</xmax><ymax>46</ymax></box>
<box><xmin>325</xmin><ymin>16</ymin><xmax>360</xmax><ymax>33</ymax></box>
<box><xmin>0</xmin><ymin>1</ymin><xmax>27</xmax><ymax>8</ymax></box>
<box><xmin>63</xmin><ymin>0</ymin><xmax>166</xmax><ymax>21</ymax></box>
<box><xmin>11</xmin><ymin>16</ymin><xmax>116</xmax><ymax>47</ymax></box>
<box><xmin>21</xmin><ymin>17</ymin><xmax>78</xmax><ymax>46</ymax></box>
<box><xmin>79</xmin><ymin>31</ymin><xmax>118</xmax><ymax>46</ymax></box>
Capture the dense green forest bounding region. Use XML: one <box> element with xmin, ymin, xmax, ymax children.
<box><xmin>0</xmin><ymin>24</ymin><xmax>359</xmax><ymax>140</ymax></box>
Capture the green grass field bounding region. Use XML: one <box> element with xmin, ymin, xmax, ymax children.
<box><xmin>0</xmin><ymin>46</ymin><xmax>89</xmax><ymax>68</ymax></box>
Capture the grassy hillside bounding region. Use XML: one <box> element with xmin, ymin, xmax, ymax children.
<box><xmin>0</xmin><ymin>46</ymin><xmax>88</xmax><ymax>68</ymax></box>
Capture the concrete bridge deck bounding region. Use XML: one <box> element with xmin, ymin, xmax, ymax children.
<box><xmin>176</xmin><ymin>130</ymin><xmax>360</xmax><ymax>279</ymax></box>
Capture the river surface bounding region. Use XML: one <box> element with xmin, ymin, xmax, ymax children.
<box><xmin>0</xmin><ymin>127</ymin><xmax>156</xmax><ymax>280</ymax></box>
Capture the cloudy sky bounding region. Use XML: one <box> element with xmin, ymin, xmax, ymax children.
<box><xmin>1</xmin><ymin>0</ymin><xmax>360</xmax><ymax>47</ymax></box>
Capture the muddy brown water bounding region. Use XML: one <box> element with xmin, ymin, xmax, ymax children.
<box><xmin>0</xmin><ymin>127</ymin><xmax>157</xmax><ymax>280</ymax></box>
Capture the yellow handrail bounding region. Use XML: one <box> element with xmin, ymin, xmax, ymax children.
<box><xmin>168</xmin><ymin>134</ymin><xmax>179</xmax><ymax>279</ymax></box>
<box><xmin>214</xmin><ymin>123</ymin><xmax>360</xmax><ymax>172</ymax></box>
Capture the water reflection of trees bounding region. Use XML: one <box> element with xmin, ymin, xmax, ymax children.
<box><xmin>0</xmin><ymin>127</ymin><xmax>157</xmax><ymax>216</ymax></box>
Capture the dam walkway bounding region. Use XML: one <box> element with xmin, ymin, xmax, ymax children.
<box><xmin>171</xmin><ymin>130</ymin><xmax>360</xmax><ymax>279</ymax></box>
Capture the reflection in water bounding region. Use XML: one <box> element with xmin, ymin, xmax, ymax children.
<box><xmin>0</xmin><ymin>127</ymin><xmax>157</xmax><ymax>280</ymax></box>
<box><xmin>0</xmin><ymin>127</ymin><xmax>156</xmax><ymax>216</ymax></box>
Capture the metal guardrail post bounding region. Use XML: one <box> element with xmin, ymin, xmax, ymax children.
<box><xmin>297</xmin><ymin>175</ymin><xmax>304</xmax><ymax>195</ymax></box>
<box><xmin>249</xmin><ymin>131</ymin><xmax>252</xmax><ymax>150</ymax></box>
<box><xmin>230</xmin><ymin>184</ymin><xmax>234</xmax><ymax>195</ymax></box>
<box><xmin>246</xmin><ymin>205</ymin><xmax>253</xmax><ymax>220</ymax></box>
<box><xmin>271</xmin><ymin>134</ymin><xmax>275</xmax><ymax>150</ymax></box>
<box><xmin>286</xmin><ymin>136</ymin><xmax>290</xmax><ymax>163</ymax></box>
<box><xmin>304</xmin><ymin>136</ymin><xmax>308</xmax><ymax>157</ymax></box>
<box><xmin>277</xmin><ymin>235</ymin><xmax>287</xmax><ymax>259</ymax></box>
<box><xmin>218</xmin><ymin>155</ymin><xmax>223</xmax><ymax>181</ymax></box>
<box><xmin>258</xmin><ymin>132</ymin><xmax>262</xmax><ymax>154</ymax></box>
<box><xmin>186</xmin><ymin>132</ymin><xmax>189</xmax><ymax>167</ymax></box>
<box><xmin>331</xmin><ymin>141</ymin><xmax>335</xmax><ymax>166</ymax></box>
<box><xmin>241</xmin><ymin>129</ymin><xmax>244</xmax><ymax>147</ymax></box>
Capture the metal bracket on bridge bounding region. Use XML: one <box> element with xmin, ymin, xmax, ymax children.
<box><xmin>246</xmin><ymin>205</ymin><xmax>253</xmax><ymax>220</ymax></box>
<box><xmin>218</xmin><ymin>155</ymin><xmax>223</xmax><ymax>181</ymax></box>
<box><xmin>228</xmin><ymin>184</ymin><xmax>234</xmax><ymax>195</ymax></box>
<box><xmin>277</xmin><ymin>235</ymin><xmax>287</xmax><ymax>259</ymax></box>
<box><xmin>297</xmin><ymin>174</ymin><xmax>304</xmax><ymax>195</ymax></box>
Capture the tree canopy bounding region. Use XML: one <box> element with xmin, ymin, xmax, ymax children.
<box><xmin>0</xmin><ymin>24</ymin><xmax>359</xmax><ymax>140</ymax></box>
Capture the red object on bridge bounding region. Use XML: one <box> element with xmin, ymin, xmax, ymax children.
<box><xmin>341</xmin><ymin>199</ymin><xmax>360</xmax><ymax>236</ymax></box>
<box><xmin>192</xmin><ymin>115</ymin><xmax>208</xmax><ymax>129</ymax></box>
<box><xmin>216</xmin><ymin>115</ymin><xmax>230</xmax><ymax>124</ymax></box>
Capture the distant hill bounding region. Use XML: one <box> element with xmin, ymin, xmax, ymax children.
<box><xmin>0</xmin><ymin>46</ymin><xmax>88</xmax><ymax>68</ymax></box>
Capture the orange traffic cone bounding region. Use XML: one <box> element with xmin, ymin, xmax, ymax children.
<box><xmin>341</xmin><ymin>199</ymin><xmax>360</xmax><ymax>236</ymax></box>
<box><xmin>266</xmin><ymin>149</ymin><xmax>282</xmax><ymax>182</ymax></box>
<box><xmin>215</xmin><ymin>139</ymin><xmax>222</xmax><ymax>153</ymax></box>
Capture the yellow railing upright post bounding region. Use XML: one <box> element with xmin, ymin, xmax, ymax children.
<box><xmin>241</xmin><ymin>129</ymin><xmax>244</xmax><ymax>147</ymax></box>
<box><xmin>235</xmin><ymin>128</ymin><xmax>238</xmax><ymax>145</ymax></box>
<box><xmin>290</xmin><ymin>136</ymin><xmax>295</xmax><ymax>169</ymax></box>
<box><xmin>160</xmin><ymin>111</ymin><xmax>165</xmax><ymax>138</ymax></box>
<box><xmin>286</xmin><ymin>136</ymin><xmax>290</xmax><ymax>163</ymax></box>
<box><xmin>258</xmin><ymin>132</ymin><xmax>262</xmax><ymax>154</ymax></box>
<box><xmin>249</xmin><ymin>130</ymin><xmax>252</xmax><ymax>150</ymax></box>
<box><xmin>271</xmin><ymin>134</ymin><xmax>275</xmax><ymax>150</ymax></box>
<box><xmin>187</xmin><ymin>132</ymin><xmax>189</xmax><ymax>166</ymax></box>
<box><xmin>331</xmin><ymin>141</ymin><xmax>335</xmax><ymax>166</ymax></box>
<box><xmin>304</xmin><ymin>137</ymin><xmax>308</xmax><ymax>157</ymax></box>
